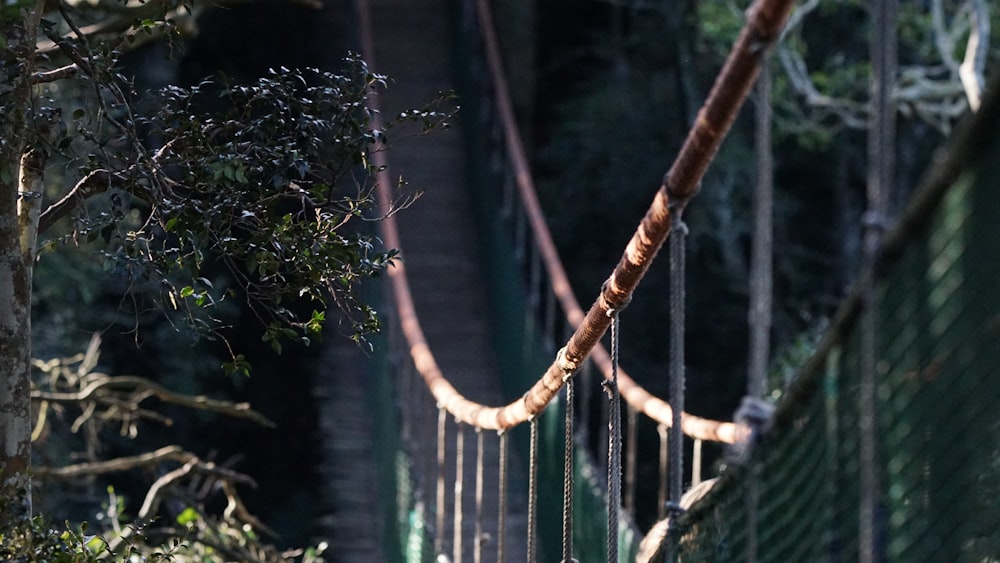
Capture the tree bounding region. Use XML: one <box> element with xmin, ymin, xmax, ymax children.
<box><xmin>0</xmin><ymin>0</ymin><xmax>448</xmax><ymax>538</ymax></box>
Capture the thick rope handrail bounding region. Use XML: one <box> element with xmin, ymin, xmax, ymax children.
<box><xmin>359</xmin><ymin>0</ymin><xmax>796</xmax><ymax>432</ymax></box>
<box><xmin>471</xmin><ymin>0</ymin><xmax>793</xmax><ymax>434</ymax></box>
<box><xmin>475</xmin><ymin>0</ymin><xmax>737</xmax><ymax>442</ymax></box>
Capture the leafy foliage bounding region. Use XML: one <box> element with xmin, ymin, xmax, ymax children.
<box><xmin>139</xmin><ymin>60</ymin><xmax>398</xmax><ymax>349</ymax></box>
<box><xmin>0</xmin><ymin>480</ymin><xmax>328</xmax><ymax>562</ymax></box>
<box><xmin>39</xmin><ymin>55</ymin><xmax>452</xmax><ymax>357</ymax></box>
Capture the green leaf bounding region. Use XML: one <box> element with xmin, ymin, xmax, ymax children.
<box><xmin>223</xmin><ymin>354</ymin><xmax>251</xmax><ymax>377</ymax></box>
<box><xmin>176</xmin><ymin>507</ymin><xmax>200</xmax><ymax>526</ymax></box>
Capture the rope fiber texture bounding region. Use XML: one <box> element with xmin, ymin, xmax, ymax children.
<box><xmin>606</xmin><ymin>313</ymin><xmax>622</xmax><ymax>563</ymax></box>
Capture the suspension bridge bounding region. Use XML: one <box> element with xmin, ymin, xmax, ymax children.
<box><xmin>318</xmin><ymin>0</ymin><xmax>1000</xmax><ymax>561</ymax></box>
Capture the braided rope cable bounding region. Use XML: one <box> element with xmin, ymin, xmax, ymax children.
<box><xmin>668</xmin><ymin>207</ymin><xmax>688</xmax><ymax>507</ymax></box>
<box><xmin>607</xmin><ymin>313</ymin><xmax>622</xmax><ymax>563</ymax></box>
<box><xmin>497</xmin><ymin>431</ymin><xmax>508</xmax><ymax>563</ymax></box>
<box><xmin>561</xmin><ymin>379</ymin><xmax>575</xmax><ymax>562</ymax></box>
<box><xmin>527</xmin><ymin>418</ymin><xmax>538</xmax><ymax>563</ymax></box>
<box><xmin>454</xmin><ymin>424</ymin><xmax>465</xmax><ymax>563</ymax></box>
<box><xmin>666</xmin><ymin>206</ymin><xmax>688</xmax><ymax>561</ymax></box>
<box><xmin>451</xmin><ymin>422</ymin><xmax>465</xmax><ymax>563</ymax></box>
<box><xmin>624</xmin><ymin>404</ymin><xmax>637</xmax><ymax>514</ymax></box>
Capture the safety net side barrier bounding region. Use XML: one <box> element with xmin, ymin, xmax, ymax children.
<box><xmin>672</xmin><ymin>67</ymin><xmax>1000</xmax><ymax>562</ymax></box>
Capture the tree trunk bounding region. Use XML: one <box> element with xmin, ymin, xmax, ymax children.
<box><xmin>0</xmin><ymin>4</ymin><xmax>44</xmax><ymax>514</ymax></box>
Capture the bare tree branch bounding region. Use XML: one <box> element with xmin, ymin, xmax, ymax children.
<box><xmin>960</xmin><ymin>0</ymin><xmax>990</xmax><ymax>110</ymax></box>
<box><xmin>778</xmin><ymin>0</ymin><xmax>985</xmax><ymax>134</ymax></box>
<box><xmin>30</xmin><ymin>64</ymin><xmax>80</xmax><ymax>84</ymax></box>
<box><xmin>33</xmin><ymin>375</ymin><xmax>276</xmax><ymax>427</ymax></box>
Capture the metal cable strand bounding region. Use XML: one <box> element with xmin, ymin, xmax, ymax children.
<box><xmin>436</xmin><ymin>407</ymin><xmax>447</xmax><ymax>558</ymax></box>
<box><xmin>667</xmin><ymin>206</ymin><xmax>688</xmax><ymax>560</ymax></box>
<box><xmin>860</xmin><ymin>1</ymin><xmax>896</xmax><ymax>561</ymax></box>
<box><xmin>527</xmin><ymin>418</ymin><xmax>538</xmax><ymax>563</ymax></box>
<box><xmin>561</xmin><ymin>378</ymin><xmax>575</xmax><ymax>563</ymax></box>
<box><xmin>474</xmin><ymin>430</ymin><xmax>485</xmax><ymax>563</ymax></box>
<box><xmin>607</xmin><ymin>313</ymin><xmax>622</xmax><ymax>563</ymax></box>
<box><xmin>497</xmin><ymin>431</ymin><xmax>508</xmax><ymax>563</ymax></box>
<box><xmin>454</xmin><ymin>424</ymin><xmax>465</xmax><ymax>563</ymax></box>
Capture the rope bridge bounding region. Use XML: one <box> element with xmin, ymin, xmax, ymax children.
<box><xmin>345</xmin><ymin>0</ymin><xmax>1000</xmax><ymax>561</ymax></box>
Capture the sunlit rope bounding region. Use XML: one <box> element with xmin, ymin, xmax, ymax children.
<box><xmin>692</xmin><ymin>438</ymin><xmax>703</xmax><ymax>487</ymax></box>
<box><xmin>657</xmin><ymin>424</ymin><xmax>668</xmax><ymax>521</ymax></box>
<box><xmin>454</xmin><ymin>423</ymin><xmax>465</xmax><ymax>563</ymax></box>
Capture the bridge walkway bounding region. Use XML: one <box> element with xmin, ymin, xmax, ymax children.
<box><xmin>319</xmin><ymin>1</ymin><xmax>528</xmax><ymax>560</ymax></box>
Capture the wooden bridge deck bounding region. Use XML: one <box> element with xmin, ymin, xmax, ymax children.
<box><xmin>318</xmin><ymin>1</ymin><xmax>528</xmax><ymax>560</ymax></box>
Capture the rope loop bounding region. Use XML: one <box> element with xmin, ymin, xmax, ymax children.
<box><xmin>601</xmin><ymin>378</ymin><xmax>618</xmax><ymax>399</ymax></box>
<box><xmin>555</xmin><ymin>346</ymin><xmax>581</xmax><ymax>380</ymax></box>
<box><xmin>599</xmin><ymin>280</ymin><xmax>632</xmax><ymax>317</ymax></box>
<box><xmin>670</xmin><ymin>205</ymin><xmax>690</xmax><ymax>238</ymax></box>
<box><xmin>665</xmin><ymin>501</ymin><xmax>687</xmax><ymax>519</ymax></box>
<box><xmin>728</xmin><ymin>395</ymin><xmax>775</xmax><ymax>465</ymax></box>
<box><xmin>665</xmin><ymin>179</ymin><xmax>701</xmax><ymax>213</ymax></box>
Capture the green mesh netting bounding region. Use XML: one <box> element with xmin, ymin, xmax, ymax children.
<box><xmin>673</xmin><ymin>100</ymin><xmax>1000</xmax><ymax>562</ymax></box>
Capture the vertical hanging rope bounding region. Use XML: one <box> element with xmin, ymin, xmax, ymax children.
<box><xmin>748</xmin><ymin>53</ymin><xmax>773</xmax><ymax>400</ymax></box>
<box><xmin>454</xmin><ymin>423</ymin><xmax>465</xmax><ymax>563</ymax></box>
<box><xmin>657</xmin><ymin>424</ymin><xmax>669</xmax><ymax>521</ymax></box>
<box><xmin>561</xmin><ymin>377</ymin><xmax>576</xmax><ymax>563</ymax></box>
<box><xmin>436</xmin><ymin>407</ymin><xmax>447</xmax><ymax>558</ymax></box>
<box><xmin>474</xmin><ymin>429</ymin><xmax>485</xmax><ymax>563</ymax></box>
<box><xmin>624</xmin><ymin>404</ymin><xmax>637</xmax><ymax>514</ymax></box>
<box><xmin>668</xmin><ymin>206</ymin><xmax>688</xmax><ymax>504</ymax></box>
<box><xmin>497</xmin><ymin>431</ymin><xmax>508</xmax><ymax>563</ymax></box>
<box><xmin>667</xmin><ymin>204</ymin><xmax>688</xmax><ymax>560</ymax></box>
<box><xmin>860</xmin><ymin>0</ymin><xmax>896</xmax><ymax>561</ymax></box>
<box><xmin>527</xmin><ymin>417</ymin><xmax>538</xmax><ymax>563</ymax></box>
<box><xmin>692</xmin><ymin>438</ymin><xmax>703</xmax><ymax>487</ymax></box>
<box><xmin>746</xmin><ymin>54</ymin><xmax>774</xmax><ymax>563</ymax></box>
<box><xmin>580</xmin><ymin>360</ymin><xmax>593</xmax><ymax>445</ymax></box>
<box><xmin>606</xmin><ymin>312</ymin><xmax>623</xmax><ymax>563</ymax></box>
